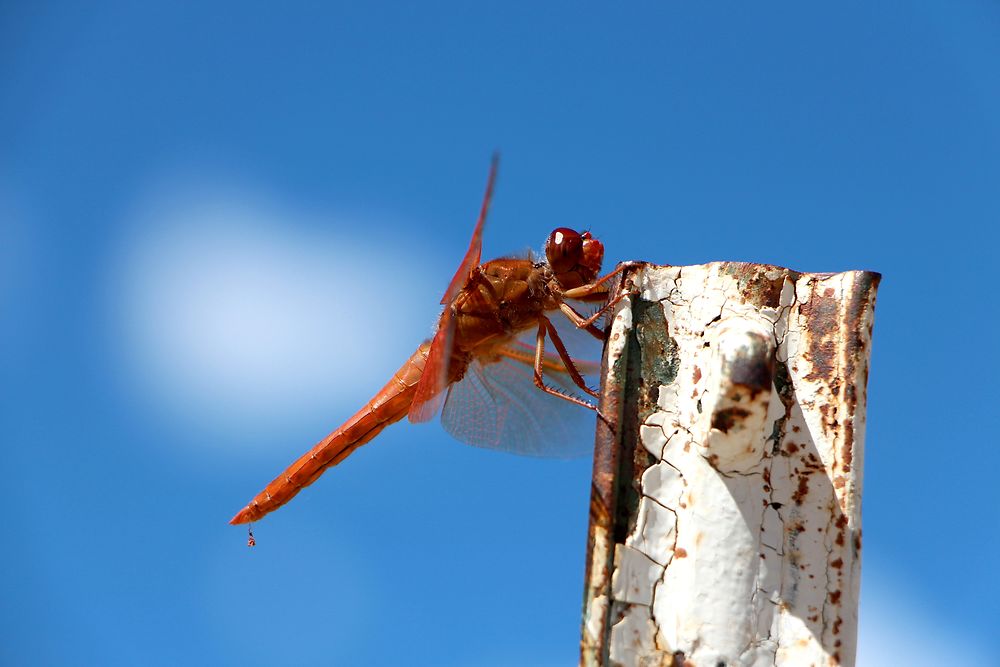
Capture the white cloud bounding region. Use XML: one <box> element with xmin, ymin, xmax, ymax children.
<box><xmin>858</xmin><ymin>565</ymin><xmax>991</xmax><ymax>667</ymax></box>
<box><xmin>107</xmin><ymin>182</ymin><xmax>440</xmax><ymax>455</ymax></box>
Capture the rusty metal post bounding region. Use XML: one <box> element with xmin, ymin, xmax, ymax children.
<box><xmin>581</xmin><ymin>263</ymin><xmax>880</xmax><ymax>667</ymax></box>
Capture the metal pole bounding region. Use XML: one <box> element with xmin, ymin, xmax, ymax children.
<box><xmin>581</xmin><ymin>263</ymin><xmax>880</xmax><ymax>667</ymax></box>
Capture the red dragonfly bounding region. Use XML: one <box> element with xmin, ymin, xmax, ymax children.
<box><xmin>230</xmin><ymin>157</ymin><xmax>628</xmax><ymax>527</ymax></box>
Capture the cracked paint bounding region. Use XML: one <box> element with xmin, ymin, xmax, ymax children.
<box><xmin>580</xmin><ymin>263</ymin><xmax>879</xmax><ymax>667</ymax></box>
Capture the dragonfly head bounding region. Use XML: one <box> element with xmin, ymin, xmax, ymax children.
<box><xmin>545</xmin><ymin>227</ymin><xmax>604</xmax><ymax>289</ymax></box>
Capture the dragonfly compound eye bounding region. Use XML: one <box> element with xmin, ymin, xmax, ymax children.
<box><xmin>546</xmin><ymin>227</ymin><xmax>584</xmax><ymax>274</ymax></box>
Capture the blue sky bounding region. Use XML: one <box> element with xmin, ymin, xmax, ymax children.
<box><xmin>2</xmin><ymin>2</ymin><xmax>998</xmax><ymax>666</ymax></box>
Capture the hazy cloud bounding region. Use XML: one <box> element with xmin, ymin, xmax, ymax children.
<box><xmin>108</xmin><ymin>182</ymin><xmax>439</xmax><ymax>455</ymax></box>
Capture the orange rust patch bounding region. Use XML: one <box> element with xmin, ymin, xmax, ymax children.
<box><xmin>842</xmin><ymin>416</ymin><xmax>854</xmax><ymax>472</ymax></box>
<box><xmin>800</xmin><ymin>287</ymin><xmax>840</xmax><ymax>386</ymax></box>
<box><xmin>693</xmin><ymin>365</ymin><xmax>702</xmax><ymax>383</ymax></box>
<box><xmin>674</xmin><ymin>547</ymin><xmax>688</xmax><ymax>558</ymax></box>
<box><xmin>792</xmin><ymin>474</ymin><xmax>810</xmax><ymax>505</ymax></box>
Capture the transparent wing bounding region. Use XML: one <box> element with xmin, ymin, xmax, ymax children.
<box><xmin>440</xmin><ymin>155</ymin><xmax>498</xmax><ymax>305</ymax></box>
<box><xmin>408</xmin><ymin>306</ymin><xmax>455</xmax><ymax>423</ymax></box>
<box><xmin>440</xmin><ymin>333</ymin><xmax>601</xmax><ymax>458</ymax></box>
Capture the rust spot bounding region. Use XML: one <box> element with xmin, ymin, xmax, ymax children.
<box><xmin>854</xmin><ymin>530</ymin><xmax>862</xmax><ymax>552</ymax></box>
<box><xmin>829</xmin><ymin>590</ymin><xmax>842</xmax><ymax>605</ymax></box>
<box><xmin>674</xmin><ymin>547</ymin><xmax>688</xmax><ymax>558</ymax></box>
<box><xmin>831</xmin><ymin>557</ymin><xmax>843</xmax><ymax>570</ymax></box>
<box><xmin>693</xmin><ymin>365</ymin><xmax>702</xmax><ymax>383</ymax></box>
<box><xmin>786</xmin><ymin>442</ymin><xmax>799</xmax><ymax>454</ymax></box>
<box><xmin>800</xmin><ymin>285</ymin><xmax>840</xmax><ymax>385</ymax></box>
<box><xmin>792</xmin><ymin>474</ymin><xmax>810</xmax><ymax>505</ymax></box>
<box><xmin>711</xmin><ymin>406</ymin><xmax>751</xmax><ymax>433</ymax></box>
<box><xmin>671</xmin><ymin>651</ymin><xmax>694</xmax><ymax>667</ymax></box>
<box><xmin>846</xmin><ymin>382</ymin><xmax>857</xmax><ymax>409</ymax></box>
<box><xmin>835</xmin><ymin>531</ymin><xmax>845</xmax><ymax>547</ymax></box>
<box><xmin>833</xmin><ymin>618</ymin><xmax>843</xmax><ymax>635</ymax></box>
<box><xmin>728</xmin><ymin>264</ymin><xmax>786</xmax><ymax>306</ymax></box>
<box><xmin>792</xmin><ymin>425</ymin><xmax>801</xmax><ymax>433</ymax></box>
<box><xmin>842</xmin><ymin>416</ymin><xmax>854</xmax><ymax>472</ymax></box>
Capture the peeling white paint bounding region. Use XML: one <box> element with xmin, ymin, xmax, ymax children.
<box><xmin>589</xmin><ymin>263</ymin><xmax>878</xmax><ymax>667</ymax></box>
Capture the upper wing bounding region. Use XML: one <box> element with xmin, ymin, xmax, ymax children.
<box><xmin>439</xmin><ymin>154</ymin><xmax>499</xmax><ymax>305</ymax></box>
<box><xmin>412</xmin><ymin>155</ymin><xmax>499</xmax><ymax>423</ymax></box>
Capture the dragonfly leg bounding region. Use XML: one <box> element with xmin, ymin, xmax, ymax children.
<box><xmin>532</xmin><ymin>320</ymin><xmax>597</xmax><ymax>411</ymax></box>
<box><xmin>532</xmin><ymin>319</ymin><xmax>617</xmax><ymax>436</ymax></box>
<box><xmin>558</xmin><ymin>297</ymin><xmax>630</xmax><ymax>340</ymax></box>
<box><xmin>559</xmin><ymin>261</ymin><xmax>642</xmax><ymax>338</ymax></box>
<box><xmin>541</xmin><ymin>315</ymin><xmax>599</xmax><ymax>399</ymax></box>
<box><xmin>557</xmin><ymin>302</ymin><xmax>605</xmax><ymax>340</ymax></box>
<box><xmin>560</xmin><ymin>260</ymin><xmax>643</xmax><ymax>301</ymax></box>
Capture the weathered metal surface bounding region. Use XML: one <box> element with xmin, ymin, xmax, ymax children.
<box><xmin>580</xmin><ymin>263</ymin><xmax>880</xmax><ymax>667</ymax></box>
